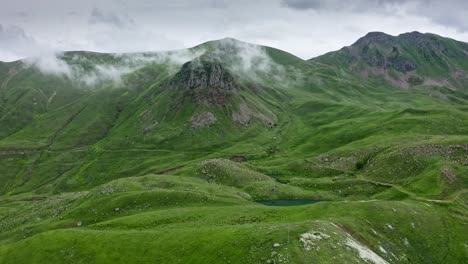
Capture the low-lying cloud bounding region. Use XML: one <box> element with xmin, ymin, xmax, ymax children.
<box><xmin>199</xmin><ymin>38</ymin><xmax>292</xmax><ymax>85</ymax></box>
<box><xmin>22</xmin><ymin>48</ymin><xmax>204</xmax><ymax>86</ymax></box>
<box><xmin>22</xmin><ymin>38</ymin><xmax>300</xmax><ymax>88</ymax></box>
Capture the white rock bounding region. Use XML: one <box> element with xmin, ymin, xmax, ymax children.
<box><xmin>345</xmin><ymin>237</ymin><xmax>389</xmax><ymax>264</ymax></box>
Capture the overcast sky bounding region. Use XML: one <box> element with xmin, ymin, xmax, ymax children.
<box><xmin>0</xmin><ymin>0</ymin><xmax>467</xmax><ymax>61</ymax></box>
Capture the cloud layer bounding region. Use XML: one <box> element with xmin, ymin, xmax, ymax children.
<box><xmin>23</xmin><ymin>37</ymin><xmax>290</xmax><ymax>88</ymax></box>
<box><xmin>0</xmin><ymin>0</ymin><xmax>467</xmax><ymax>62</ymax></box>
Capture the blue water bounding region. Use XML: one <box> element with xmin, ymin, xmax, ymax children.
<box><xmin>256</xmin><ymin>199</ymin><xmax>319</xmax><ymax>206</ymax></box>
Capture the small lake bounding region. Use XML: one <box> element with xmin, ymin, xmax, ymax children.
<box><xmin>255</xmin><ymin>199</ymin><xmax>319</xmax><ymax>207</ymax></box>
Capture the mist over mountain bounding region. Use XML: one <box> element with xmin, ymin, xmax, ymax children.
<box><xmin>0</xmin><ymin>31</ymin><xmax>467</xmax><ymax>263</ymax></box>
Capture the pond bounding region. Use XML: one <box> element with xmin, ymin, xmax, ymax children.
<box><xmin>255</xmin><ymin>199</ymin><xmax>319</xmax><ymax>206</ymax></box>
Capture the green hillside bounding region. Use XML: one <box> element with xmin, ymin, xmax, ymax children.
<box><xmin>0</xmin><ymin>35</ymin><xmax>467</xmax><ymax>263</ymax></box>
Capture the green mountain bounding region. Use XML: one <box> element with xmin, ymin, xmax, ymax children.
<box><xmin>311</xmin><ymin>31</ymin><xmax>468</xmax><ymax>90</ymax></box>
<box><xmin>0</xmin><ymin>34</ymin><xmax>467</xmax><ymax>263</ymax></box>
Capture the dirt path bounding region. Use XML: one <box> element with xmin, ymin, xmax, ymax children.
<box><xmin>156</xmin><ymin>165</ymin><xmax>186</xmax><ymax>174</ymax></box>
<box><xmin>358</xmin><ymin>177</ymin><xmax>463</xmax><ymax>204</ymax></box>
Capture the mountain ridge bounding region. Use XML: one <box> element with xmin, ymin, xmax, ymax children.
<box><xmin>0</xmin><ymin>31</ymin><xmax>467</xmax><ymax>263</ymax></box>
<box><xmin>310</xmin><ymin>31</ymin><xmax>468</xmax><ymax>89</ymax></box>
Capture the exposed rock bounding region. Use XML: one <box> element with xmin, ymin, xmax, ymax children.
<box><xmin>166</xmin><ymin>59</ymin><xmax>278</xmax><ymax>129</ymax></box>
<box><xmin>232</xmin><ymin>102</ymin><xmax>277</xmax><ymax>127</ymax></box>
<box><xmin>232</xmin><ymin>103</ymin><xmax>254</xmax><ymax>125</ymax></box>
<box><xmin>299</xmin><ymin>231</ymin><xmax>330</xmax><ymax>251</ymax></box>
<box><xmin>441</xmin><ymin>167</ymin><xmax>457</xmax><ymax>184</ymax></box>
<box><xmin>230</xmin><ymin>156</ymin><xmax>246</xmax><ymax>162</ymax></box>
<box><xmin>407</xmin><ymin>76</ymin><xmax>424</xmax><ymax>86</ymax></box>
<box><xmin>169</xmin><ymin>60</ymin><xmax>238</xmax><ymax>106</ymax></box>
<box><xmin>190</xmin><ymin>112</ymin><xmax>217</xmax><ymax>129</ymax></box>
<box><xmin>348</xmin><ymin>32</ymin><xmax>417</xmax><ymax>73</ymax></box>
<box><xmin>232</xmin><ymin>102</ymin><xmax>253</xmax><ymax>125</ymax></box>
<box><xmin>345</xmin><ymin>237</ymin><xmax>389</xmax><ymax>264</ymax></box>
<box><xmin>140</xmin><ymin>109</ymin><xmax>159</xmax><ymax>133</ymax></box>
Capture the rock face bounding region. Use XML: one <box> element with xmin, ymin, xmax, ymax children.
<box><xmin>310</xmin><ymin>31</ymin><xmax>468</xmax><ymax>89</ymax></box>
<box><xmin>347</xmin><ymin>32</ymin><xmax>417</xmax><ymax>73</ymax></box>
<box><xmin>167</xmin><ymin>58</ymin><xmax>278</xmax><ymax>129</ymax></box>
<box><xmin>190</xmin><ymin>112</ymin><xmax>217</xmax><ymax>129</ymax></box>
<box><xmin>169</xmin><ymin>60</ymin><xmax>238</xmax><ymax>106</ymax></box>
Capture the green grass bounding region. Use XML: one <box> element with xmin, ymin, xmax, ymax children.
<box><xmin>0</xmin><ymin>35</ymin><xmax>467</xmax><ymax>263</ymax></box>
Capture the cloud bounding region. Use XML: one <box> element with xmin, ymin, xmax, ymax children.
<box><xmin>23</xmin><ymin>47</ymin><xmax>204</xmax><ymax>86</ymax></box>
<box><xmin>220</xmin><ymin>39</ymin><xmax>285</xmax><ymax>82</ymax></box>
<box><xmin>86</xmin><ymin>7</ymin><xmax>184</xmax><ymax>55</ymax></box>
<box><xmin>22</xmin><ymin>37</ymin><xmax>295</xmax><ymax>89</ymax></box>
<box><xmin>281</xmin><ymin>0</ymin><xmax>468</xmax><ymax>33</ymax></box>
<box><xmin>409</xmin><ymin>0</ymin><xmax>468</xmax><ymax>32</ymax></box>
<box><xmin>0</xmin><ymin>24</ymin><xmax>38</xmax><ymax>61</ymax></box>
<box><xmin>0</xmin><ymin>0</ymin><xmax>467</xmax><ymax>62</ymax></box>
<box><xmin>196</xmin><ymin>38</ymin><xmax>297</xmax><ymax>86</ymax></box>
<box><xmin>281</xmin><ymin>0</ymin><xmax>407</xmax><ymax>11</ymax></box>
<box><xmin>88</xmin><ymin>7</ymin><xmax>135</xmax><ymax>29</ymax></box>
<box><xmin>24</xmin><ymin>53</ymin><xmax>73</xmax><ymax>76</ymax></box>
<box><xmin>281</xmin><ymin>0</ymin><xmax>329</xmax><ymax>10</ymax></box>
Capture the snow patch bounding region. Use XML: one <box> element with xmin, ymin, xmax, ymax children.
<box><xmin>345</xmin><ymin>238</ymin><xmax>389</xmax><ymax>264</ymax></box>
<box><xmin>379</xmin><ymin>246</ymin><xmax>387</xmax><ymax>254</ymax></box>
<box><xmin>403</xmin><ymin>238</ymin><xmax>410</xmax><ymax>247</ymax></box>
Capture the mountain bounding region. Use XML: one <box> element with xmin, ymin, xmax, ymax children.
<box><xmin>0</xmin><ymin>34</ymin><xmax>467</xmax><ymax>263</ymax></box>
<box><xmin>311</xmin><ymin>32</ymin><xmax>468</xmax><ymax>94</ymax></box>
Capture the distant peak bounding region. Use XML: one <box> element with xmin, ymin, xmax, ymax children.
<box><xmin>352</xmin><ymin>31</ymin><xmax>393</xmax><ymax>46</ymax></box>
<box><xmin>364</xmin><ymin>31</ymin><xmax>391</xmax><ymax>38</ymax></box>
<box><xmin>220</xmin><ymin>37</ymin><xmax>241</xmax><ymax>42</ymax></box>
<box><xmin>398</xmin><ymin>31</ymin><xmax>430</xmax><ymax>42</ymax></box>
<box><xmin>399</xmin><ymin>31</ymin><xmax>424</xmax><ymax>37</ymax></box>
<box><xmin>211</xmin><ymin>37</ymin><xmax>252</xmax><ymax>46</ymax></box>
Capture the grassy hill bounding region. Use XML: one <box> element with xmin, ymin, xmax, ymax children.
<box><xmin>0</xmin><ymin>34</ymin><xmax>467</xmax><ymax>263</ymax></box>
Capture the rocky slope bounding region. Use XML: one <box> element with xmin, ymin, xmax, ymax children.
<box><xmin>168</xmin><ymin>60</ymin><xmax>239</xmax><ymax>106</ymax></box>
<box><xmin>311</xmin><ymin>31</ymin><xmax>468</xmax><ymax>89</ymax></box>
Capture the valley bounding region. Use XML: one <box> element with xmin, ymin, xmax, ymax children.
<box><xmin>0</xmin><ymin>32</ymin><xmax>467</xmax><ymax>263</ymax></box>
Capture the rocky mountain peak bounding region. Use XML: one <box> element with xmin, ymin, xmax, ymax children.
<box><xmin>169</xmin><ymin>59</ymin><xmax>239</xmax><ymax>106</ymax></box>
<box><xmin>353</xmin><ymin>31</ymin><xmax>394</xmax><ymax>46</ymax></box>
<box><xmin>349</xmin><ymin>33</ymin><xmax>417</xmax><ymax>73</ymax></box>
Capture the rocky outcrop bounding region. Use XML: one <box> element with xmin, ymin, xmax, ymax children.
<box><xmin>169</xmin><ymin>60</ymin><xmax>239</xmax><ymax>106</ymax></box>
<box><xmin>232</xmin><ymin>102</ymin><xmax>277</xmax><ymax>128</ymax></box>
<box><xmin>190</xmin><ymin>112</ymin><xmax>217</xmax><ymax>129</ymax></box>
<box><xmin>167</xmin><ymin>59</ymin><xmax>278</xmax><ymax>129</ymax></box>
<box><xmin>349</xmin><ymin>32</ymin><xmax>417</xmax><ymax>73</ymax></box>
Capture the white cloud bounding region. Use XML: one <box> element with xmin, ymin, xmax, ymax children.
<box><xmin>0</xmin><ymin>0</ymin><xmax>467</xmax><ymax>62</ymax></box>
<box><xmin>0</xmin><ymin>24</ymin><xmax>41</xmax><ymax>61</ymax></box>
<box><xmin>24</xmin><ymin>52</ymin><xmax>73</xmax><ymax>76</ymax></box>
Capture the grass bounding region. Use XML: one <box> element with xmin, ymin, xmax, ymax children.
<box><xmin>0</xmin><ymin>36</ymin><xmax>467</xmax><ymax>263</ymax></box>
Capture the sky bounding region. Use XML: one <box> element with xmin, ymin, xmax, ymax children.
<box><xmin>0</xmin><ymin>0</ymin><xmax>467</xmax><ymax>61</ymax></box>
